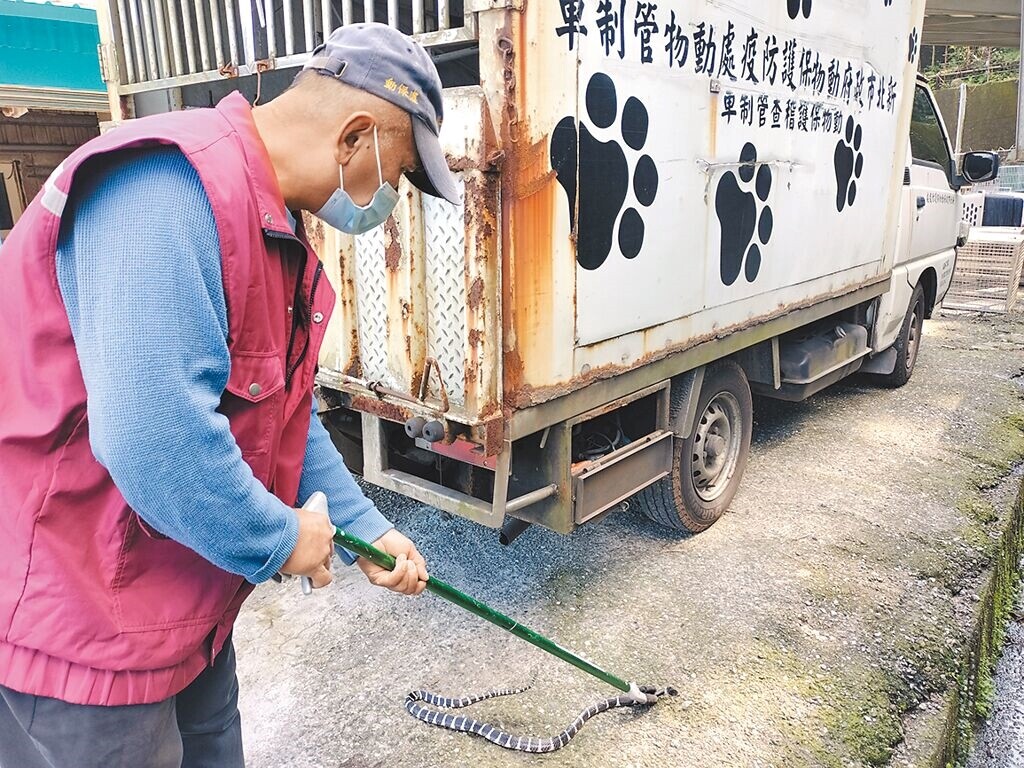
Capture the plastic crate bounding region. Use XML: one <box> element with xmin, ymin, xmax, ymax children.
<box><xmin>944</xmin><ymin>228</ymin><xmax>1024</xmax><ymax>314</ymax></box>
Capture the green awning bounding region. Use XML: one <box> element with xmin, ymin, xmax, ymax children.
<box><xmin>0</xmin><ymin>0</ymin><xmax>105</xmax><ymax>93</ymax></box>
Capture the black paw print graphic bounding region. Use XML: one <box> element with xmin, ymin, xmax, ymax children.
<box><xmin>715</xmin><ymin>143</ymin><xmax>774</xmax><ymax>287</ymax></box>
<box><xmin>883</xmin><ymin>0</ymin><xmax>893</xmax><ymax>6</ymax></box>
<box><xmin>834</xmin><ymin>117</ymin><xmax>864</xmax><ymax>213</ymax></box>
<box><xmin>787</xmin><ymin>0</ymin><xmax>811</xmax><ymax>19</ymax></box>
<box><xmin>909</xmin><ymin>27</ymin><xmax>919</xmax><ymax>63</ymax></box>
<box><xmin>551</xmin><ymin>73</ymin><xmax>659</xmax><ymax>271</ymax></box>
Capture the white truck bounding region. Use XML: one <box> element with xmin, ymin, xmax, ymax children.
<box><xmin>97</xmin><ymin>0</ymin><xmax>997</xmax><ymax>541</ymax></box>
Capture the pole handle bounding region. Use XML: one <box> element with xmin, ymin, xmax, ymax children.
<box><xmin>293</xmin><ymin>492</ymin><xmax>331</xmax><ymax>595</ymax></box>
<box><xmin>333</xmin><ymin>526</ymin><xmax>397</xmax><ymax>572</ymax></box>
<box><xmin>331</xmin><ymin>526</ymin><xmax>633</xmax><ymax>694</ymax></box>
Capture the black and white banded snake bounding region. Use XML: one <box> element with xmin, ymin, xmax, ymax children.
<box><xmin>323</xmin><ymin>516</ymin><xmax>677</xmax><ymax>752</ymax></box>
<box><xmin>404</xmin><ymin>684</ymin><xmax>678</xmax><ymax>752</ymax></box>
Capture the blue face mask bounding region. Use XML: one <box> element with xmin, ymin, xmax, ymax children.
<box><xmin>314</xmin><ymin>126</ymin><xmax>399</xmax><ymax>235</ymax></box>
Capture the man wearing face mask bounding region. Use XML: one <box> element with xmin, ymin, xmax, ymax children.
<box><xmin>0</xmin><ymin>24</ymin><xmax>460</xmax><ymax>768</ymax></box>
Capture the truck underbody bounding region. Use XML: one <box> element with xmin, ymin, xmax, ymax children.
<box><xmin>318</xmin><ymin>276</ymin><xmax>897</xmax><ymax>540</ymax></box>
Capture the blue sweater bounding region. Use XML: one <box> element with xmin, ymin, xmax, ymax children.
<box><xmin>55</xmin><ymin>147</ymin><xmax>392</xmax><ymax>583</ymax></box>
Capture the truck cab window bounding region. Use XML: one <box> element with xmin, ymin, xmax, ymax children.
<box><xmin>909</xmin><ymin>86</ymin><xmax>952</xmax><ymax>178</ymax></box>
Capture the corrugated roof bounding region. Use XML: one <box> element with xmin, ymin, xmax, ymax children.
<box><xmin>0</xmin><ymin>0</ymin><xmax>104</xmax><ymax>93</ymax></box>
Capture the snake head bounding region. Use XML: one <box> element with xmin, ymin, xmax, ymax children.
<box><xmin>639</xmin><ymin>685</ymin><xmax>679</xmax><ymax>699</ymax></box>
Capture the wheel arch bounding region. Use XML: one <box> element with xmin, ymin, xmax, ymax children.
<box><xmin>668</xmin><ymin>366</ymin><xmax>706</xmax><ymax>439</ymax></box>
<box><xmin>918</xmin><ymin>267</ymin><xmax>938</xmax><ymax>319</ymax></box>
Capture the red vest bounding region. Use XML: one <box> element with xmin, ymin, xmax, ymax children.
<box><xmin>0</xmin><ymin>92</ymin><xmax>335</xmax><ymax>705</ymax></box>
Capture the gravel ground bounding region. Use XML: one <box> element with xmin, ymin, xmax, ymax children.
<box><xmin>968</xmin><ymin>593</ymin><xmax>1024</xmax><ymax>768</ymax></box>
<box><xmin>234</xmin><ymin>311</ymin><xmax>1024</xmax><ymax>768</ymax></box>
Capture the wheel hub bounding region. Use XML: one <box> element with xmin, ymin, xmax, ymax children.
<box><xmin>691</xmin><ymin>392</ymin><xmax>743</xmax><ymax>502</ymax></box>
<box><xmin>704</xmin><ymin>434</ymin><xmax>727</xmax><ymax>472</ymax></box>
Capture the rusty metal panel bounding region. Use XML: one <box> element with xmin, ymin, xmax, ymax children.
<box><xmin>355</xmin><ymin>187</ymin><xmax>428</xmax><ymax>396</ymax></box>
<box><xmin>506</xmin><ymin>279</ymin><xmax>889</xmax><ymax>440</ymax></box>
<box><xmin>423</xmin><ymin>190</ymin><xmax>467</xmax><ymax>406</ymax></box>
<box><xmin>487</xmin><ymin>3</ymin><xmax>579</xmax><ymax>408</ymax></box>
<box><xmin>572</xmin><ymin>430</ymin><xmax>674</xmax><ymax>525</ymax></box>
<box><xmin>352</xmin><ymin>223</ymin><xmax>393</xmax><ymax>387</ymax></box>
<box><xmin>317</xmin><ymin>86</ymin><xmax>501</xmax><ymax>428</ymax></box>
<box><xmin>309</xmin><ymin>214</ymin><xmax>360</xmax><ymax>378</ymax></box>
<box><xmin>460</xmin><ymin>166</ymin><xmax>501</xmax><ymax>423</ymax></box>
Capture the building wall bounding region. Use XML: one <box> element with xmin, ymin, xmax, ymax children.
<box><xmin>0</xmin><ymin>109</ymin><xmax>99</xmax><ymax>208</ymax></box>
<box><xmin>935</xmin><ymin>79</ymin><xmax>1019</xmax><ymax>154</ymax></box>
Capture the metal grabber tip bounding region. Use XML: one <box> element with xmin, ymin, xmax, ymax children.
<box><xmin>326</xmin><ymin>517</ymin><xmax>677</xmax><ymax>752</ymax></box>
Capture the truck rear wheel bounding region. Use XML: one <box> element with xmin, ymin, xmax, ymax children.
<box><xmin>637</xmin><ymin>361</ymin><xmax>752</xmax><ymax>533</ymax></box>
<box><xmin>879</xmin><ymin>283</ymin><xmax>925</xmax><ymax>389</ymax></box>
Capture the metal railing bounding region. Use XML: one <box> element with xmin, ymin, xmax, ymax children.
<box><xmin>102</xmin><ymin>0</ymin><xmax>475</xmax><ymax>94</ymax></box>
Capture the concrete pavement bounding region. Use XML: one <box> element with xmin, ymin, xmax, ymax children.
<box><xmin>234</xmin><ymin>311</ymin><xmax>1024</xmax><ymax>768</ymax></box>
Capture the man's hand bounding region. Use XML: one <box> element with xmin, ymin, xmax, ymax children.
<box><xmin>357</xmin><ymin>529</ymin><xmax>428</xmax><ymax>596</ymax></box>
<box><xmin>280</xmin><ymin>506</ymin><xmax>335</xmax><ymax>589</ymax></box>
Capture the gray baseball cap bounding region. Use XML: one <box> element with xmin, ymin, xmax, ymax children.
<box><xmin>303</xmin><ymin>23</ymin><xmax>461</xmax><ymax>205</ymax></box>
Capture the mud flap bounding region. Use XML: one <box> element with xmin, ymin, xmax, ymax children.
<box><xmin>860</xmin><ymin>347</ymin><xmax>898</xmax><ymax>376</ymax></box>
<box><xmin>669</xmin><ymin>367</ymin><xmax>706</xmax><ymax>439</ymax></box>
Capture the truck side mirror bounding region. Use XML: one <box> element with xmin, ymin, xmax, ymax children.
<box><xmin>962</xmin><ymin>151</ymin><xmax>1000</xmax><ymax>185</ymax></box>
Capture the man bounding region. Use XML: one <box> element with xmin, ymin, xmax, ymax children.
<box><xmin>0</xmin><ymin>23</ymin><xmax>460</xmax><ymax>768</ymax></box>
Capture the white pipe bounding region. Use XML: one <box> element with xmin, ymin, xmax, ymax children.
<box><xmin>955</xmin><ymin>81</ymin><xmax>968</xmax><ymax>157</ymax></box>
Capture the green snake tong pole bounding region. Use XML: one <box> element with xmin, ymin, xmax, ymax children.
<box><xmin>331</xmin><ymin>522</ymin><xmax>653</xmax><ymax>704</ymax></box>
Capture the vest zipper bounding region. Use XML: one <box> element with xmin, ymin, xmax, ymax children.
<box><xmin>283</xmin><ymin>255</ymin><xmax>307</xmax><ymax>387</ymax></box>
<box><xmin>285</xmin><ymin>260</ymin><xmax>323</xmax><ymax>390</ymax></box>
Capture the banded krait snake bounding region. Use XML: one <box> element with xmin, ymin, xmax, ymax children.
<box><xmin>405</xmin><ymin>684</ymin><xmax>677</xmax><ymax>752</ymax></box>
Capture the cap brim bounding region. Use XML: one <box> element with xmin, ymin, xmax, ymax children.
<box><xmin>408</xmin><ymin>118</ymin><xmax>462</xmax><ymax>205</ymax></box>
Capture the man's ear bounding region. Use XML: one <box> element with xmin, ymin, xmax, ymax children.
<box><xmin>335</xmin><ymin>112</ymin><xmax>375</xmax><ymax>166</ymax></box>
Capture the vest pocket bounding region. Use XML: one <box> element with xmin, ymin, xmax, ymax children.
<box><xmin>224</xmin><ymin>351</ymin><xmax>285</xmax><ymax>403</ymax></box>
<box><xmin>113</xmin><ymin>511</ymin><xmax>240</xmax><ymax>635</ymax></box>
<box><xmin>220</xmin><ymin>350</ymin><xmax>286</xmax><ymax>487</ymax></box>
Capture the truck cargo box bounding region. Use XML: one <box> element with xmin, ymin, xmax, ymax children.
<box><xmin>307</xmin><ymin>0</ymin><xmax>926</xmax><ymax>433</ymax></box>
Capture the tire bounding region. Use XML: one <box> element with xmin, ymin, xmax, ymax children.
<box><xmin>879</xmin><ymin>283</ymin><xmax>925</xmax><ymax>389</ymax></box>
<box><xmin>637</xmin><ymin>361</ymin><xmax>753</xmax><ymax>533</ymax></box>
